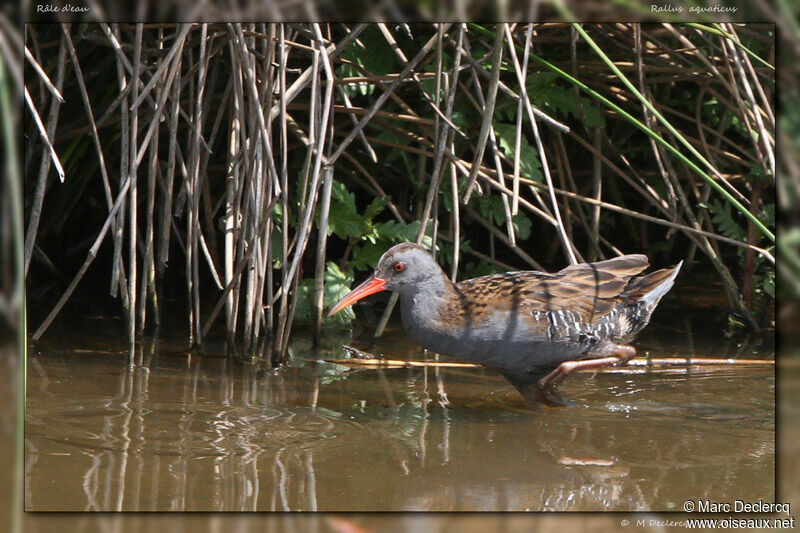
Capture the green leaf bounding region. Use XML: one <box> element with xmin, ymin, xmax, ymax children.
<box><xmin>352</xmin><ymin>26</ymin><xmax>396</xmax><ymax>76</ymax></box>
<box><xmin>525</xmin><ymin>71</ymin><xmax>605</xmax><ymax>129</ymax></box>
<box><xmin>293</xmin><ymin>262</ymin><xmax>356</xmax><ymax>326</ymax></box>
<box><xmin>336</xmin><ymin>26</ymin><xmax>397</xmax><ymax>97</ymax></box>
<box><xmin>761</xmin><ymin>269</ymin><xmax>775</xmax><ymax>298</ymax></box>
<box><xmin>374</xmin><ymin>126</ymin><xmax>414</xmax><ymax>170</ymax></box>
<box><xmin>470</xmin><ymin>192</ymin><xmax>532</xmax><ymax>241</ymax></box>
<box><xmin>759</xmin><ymin>202</ymin><xmax>775</xmax><ymax>229</ymax></box>
<box><xmin>450</xmin><ymin>109</ymin><xmax>472</xmax><ymax>133</ymax></box>
<box><xmin>363</xmin><ymin>196</ymin><xmax>389</xmax><ymax>222</ymax></box>
<box><xmin>271</xmin><ymin>226</ymin><xmax>284</xmax><ymax>268</ymax></box>
<box><xmin>704</xmin><ymin>199</ymin><xmax>747</xmax><ymax>242</ymax></box>
<box><xmin>421</xmin><ymin>50</ymin><xmax>454</xmax><ymax>100</ymax></box>
<box><xmin>337</xmin><ymin>62</ymin><xmax>372</xmax><ymax>97</ymax></box>
<box><xmin>493</xmin><ymin>123</ymin><xmax>543</xmax><ymax>183</ymax></box>
<box><xmin>511</xmin><ymin>213</ymin><xmax>532</xmax><ymax>241</ymax></box>
<box><xmin>324</xmin><ymin>180</ymin><xmax>391</xmax><ymax>245</ymax></box>
<box><xmin>462</xmin><ymin>260</ymin><xmax>502</xmax><ymax>279</ymax></box>
<box><xmin>349</xmin><ymin>220</ymin><xmax>435</xmax><ymax>271</ymax></box>
<box><xmin>327</xmin><ymin>181</ymin><xmax>367</xmax><ymax>239</ymax></box>
<box><xmin>350</xmin><ymin>243</ymin><xmax>385</xmax><ymax>271</ymax></box>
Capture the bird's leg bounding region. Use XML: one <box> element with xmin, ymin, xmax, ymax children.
<box><xmin>502</xmin><ymin>372</ymin><xmax>570</xmax><ymax>407</ymax></box>
<box><xmin>532</xmin><ymin>382</ymin><xmax>570</xmax><ymax>407</ymax></box>
<box><xmin>537</xmin><ymin>345</ymin><xmax>637</xmax><ymax>393</ymax></box>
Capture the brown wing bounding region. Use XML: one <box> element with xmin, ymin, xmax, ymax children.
<box><xmin>544</xmin><ymin>254</ymin><xmax>649</xmax><ymax>322</ymax></box>
<box><xmin>452</xmin><ymin>254</ymin><xmax>650</xmax><ymax>325</ymax></box>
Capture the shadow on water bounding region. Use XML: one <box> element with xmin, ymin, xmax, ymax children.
<box><xmin>25</xmin><ymin>286</ymin><xmax>774</xmax><ymax>511</ymax></box>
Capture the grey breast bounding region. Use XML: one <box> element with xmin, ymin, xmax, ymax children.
<box><xmin>402</xmin><ymin>297</ymin><xmax>592</xmax><ymax>373</ymax></box>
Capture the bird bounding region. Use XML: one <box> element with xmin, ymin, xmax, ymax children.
<box><xmin>328</xmin><ymin>242</ymin><xmax>682</xmax><ymax>405</ymax></box>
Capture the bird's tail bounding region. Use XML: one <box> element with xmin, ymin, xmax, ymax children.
<box><xmin>626</xmin><ymin>261</ymin><xmax>683</xmax><ymax>306</ymax></box>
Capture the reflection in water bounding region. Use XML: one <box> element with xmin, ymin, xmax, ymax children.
<box><xmin>25</xmin><ymin>298</ymin><xmax>775</xmax><ymax>511</ymax></box>
<box><xmin>25</xmin><ymin>331</ymin><xmax>774</xmax><ymax>512</ymax></box>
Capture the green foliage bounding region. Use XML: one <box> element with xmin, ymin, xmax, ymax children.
<box><xmin>337</xmin><ymin>26</ymin><xmax>397</xmax><ymax>97</ymax></box>
<box><xmin>373</xmin><ymin>126</ymin><xmax>418</xmax><ymax>177</ymax></box>
<box><xmin>350</xmin><ymin>220</ymin><xmax>434</xmax><ymax>271</ymax></box>
<box><xmin>758</xmin><ymin>202</ymin><xmax>775</xmax><ymax>230</ymax></box>
<box><xmin>472</xmin><ymin>194</ymin><xmax>532</xmax><ymax>241</ymax></box>
<box><xmin>701</xmin><ymin>97</ymin><xmax>728</xmax><ymax>134</ymax></box>
<box><xmin>750</xmin><ymin>241</ymin><xmax>775</xmax><ymax>302</ymax></box>
<box><xmin>292</xmin><ymin>262</ymin><xmax>356</xmax><ymax>326</ymax></box>
<box><xmin>496</xmin><ymin>72</ymin><xmax>605</xmax><ymax>130</ymax></box>
<box><xmin>450</xmin><ymin>109</ymin><xmax>471</xmax><ymax>133</ymax></box>
<box><xmin>461</xmin><ymin>260</ymin><xmax>503</xmax><ymax>279</ymax></box>
<box><xmin>24</xmin><ymin>23</ymin><xmax>778</xmax><ymax>341</ymax></box>
<box><xmin>326</xmin><ymin>180</ymin><xmax>388</xmax><ymax>243</ymax></box>
<box><xmin>420</xmin><ymin>49</ymin><xmax>454</xmax><ymax>100</ymax></box>
<box><xmin>300</xmin><ymin>179</ymin><xmax>437</xmax><ymax>326</ymax></box>
<box><xmin>325</xmin><ymin>180</ymin><xmax>435</xmax><ymax>273</ymax></box>
<box><xmin>759</xmin><ymin>262</ymin><xmax>775</xmax><ymax>298</ymax></box>
<box><xmin>702</xmin><ymin>197</ymin><xmax>775</xmax><ymax>310</ymax></box>
<box><xmin>703</xmin><ymin>199</ymin><xmax>774</xmax><ymax>246</ymax></box>
<box><xmin>492</xmin><ymin>123</ymin><xmax>543</xmax><ymax>184</ymax></box>
<box><xmin>704</xmin><ymin>199</ymin><xmax>747</xmax><ymax>242</ymax></box>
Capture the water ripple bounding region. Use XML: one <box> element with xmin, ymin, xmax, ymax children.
<box><xmin>27</xmin><ymin>398</ymin><xmax>359</xmax><ymax>458</ymax></box>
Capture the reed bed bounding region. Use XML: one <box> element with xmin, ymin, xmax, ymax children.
<box><xmin>20</xmin><ymin>23</ymin><xmax>776</xmax><ymax>363</ymax></box>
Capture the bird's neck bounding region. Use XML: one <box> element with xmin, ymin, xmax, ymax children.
<box><xmin>398</xmin><ymin>268</ymin><xmax>456</xmax><ymax>331</ymax></box>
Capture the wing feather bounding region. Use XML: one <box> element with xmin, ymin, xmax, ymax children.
<box><xmin>452</xmin><ymin>255</ymin><xmax>652</xmax><ymax>325</ymax></box>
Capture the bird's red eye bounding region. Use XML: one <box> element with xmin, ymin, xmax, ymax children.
<box><xmin>393</xmin><ymin>262</ymin><xmax>405</xmax><ymax>272</ymax></box>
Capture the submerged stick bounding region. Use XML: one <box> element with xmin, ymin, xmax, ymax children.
<box><xmin>329</xmin><ymin>347</ymin><xmax>775</xmax><ymax>371</ymax></box>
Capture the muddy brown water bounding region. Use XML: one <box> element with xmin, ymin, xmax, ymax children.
<box><xmin>25</xmin><ymin>286</ymin><xmax>774</xmax><ymax>511</ymax></box>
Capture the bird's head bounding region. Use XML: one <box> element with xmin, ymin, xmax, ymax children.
<box><xmin>327</xmin><ymin>243</ymin><xmax>441</xmax><ymax>317</ymax></box>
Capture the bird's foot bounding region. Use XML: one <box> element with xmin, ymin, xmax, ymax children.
<box><xmin>532</xmin><ymin>383</ymin><xmax>572</xmax><ymax>407</ymax></box>
<box><xmin>611</xmin><ymin>344</ymin><xmax>637</xmax><ymax>365</ymax></box>
<box><xmin>537</xmin><ymin>344</ymin><xmax>638</xmax><ymax>398</ymax></box>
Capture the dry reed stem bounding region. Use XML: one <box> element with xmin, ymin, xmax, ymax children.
<box><xmin>23</xmin><ymin>41</ymin><xmax>63</xmax><ymax>103</ymax></box>
<box><xmin>461</xmin><ymin>24</ymin><xmax>504</xmax><ymax>204</ymax></box>
<box><xmin>451</xmin><ymin>34</ymin><xmax>570</xmax><ymax>134</ymax></box>
<box><xmin>329</xmin><ymin>24</ymin><xmax>451</xmax><ymax>165</ymax></box>
<box><xmin>377</xmin><ymin>23</ymin><xmax>466</xmax><ymax>139</ymax></box>
<box><xmin>24</xmin><ymin>23</ymin><xmax>776</xmax><ymax>352</ymax></box>
<box><xmin>23</xmin><ymin>34</ymin><xmax>66</xmax><ymax>275</ymax></box>
<box><xmin>32</xmin><ymin>173</ymin><xmax>134</xmax><ymax>341</ymax></box>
